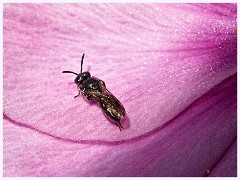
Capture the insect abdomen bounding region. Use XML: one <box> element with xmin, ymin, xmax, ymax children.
<box><xmin>98</xmin><ymin>96</ymin><xmax>125</xmax><ymax>121</ymax></box>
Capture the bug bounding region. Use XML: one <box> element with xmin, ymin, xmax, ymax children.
<box><xmin>62</xmin><ymin>53</ymin><xmax>125</xmax><ymax>131</ymax></box>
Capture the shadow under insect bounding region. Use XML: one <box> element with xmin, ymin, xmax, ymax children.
<box><xmin>63</xmin><ymin>53</ymin><xmax>127</xmax><ymax>131</ymax></box>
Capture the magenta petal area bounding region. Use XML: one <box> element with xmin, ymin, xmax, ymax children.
<box><xmin>3</xmin><ymin>4</ymin><xmax>237</xmax><ymax>177</ymax></box>
<box><xmin>3</xmin><ymin>4</ymin><xmax>237</xmax><ymax>141</ymax></box>
<box><xmin>209</xmin><ymin>139</ymin><xmax>237</xmax><ymax>177</ymax></box>
<box><xmin>4</xmin><ymin>74</ymin><xmax>236</xmax><ymax>176</ymax></box>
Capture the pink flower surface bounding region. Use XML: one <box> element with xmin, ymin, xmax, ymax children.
<box><xmin>3</xmin><ymin>3</ymin><xmax>237</xmax><ymax>177</ymax></box>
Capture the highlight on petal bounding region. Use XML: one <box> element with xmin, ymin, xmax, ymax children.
<box><xmin>3</xmin><ymin>3</ymin><xmax>236</xmax><ymax>177</ymax></box>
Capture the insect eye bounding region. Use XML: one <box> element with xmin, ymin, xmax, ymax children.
<box><xmin>74</xmin><ymin>72</ymin><xmax>91</xmax><ymax>84</ymax></box>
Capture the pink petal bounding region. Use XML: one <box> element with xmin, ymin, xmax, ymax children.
<box><xmin>209</xmin><ymin>139</ymin><xmax>237</xmax><ymax>177</ymax></box>
<box><xmin>4</xmin><ymin>75</ymin><xmax>236</xmax><ymax>176</ymax></box>
<box><xmin>3</xmin><ymin>3</ymin><xmax>236</xmax><ymax>176</ymax></box>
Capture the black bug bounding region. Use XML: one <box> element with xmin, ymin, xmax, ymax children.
<box><xmin>62</xmin><ymin>54</ymin><xmax>125</xmax><ymax>131</ymax></box>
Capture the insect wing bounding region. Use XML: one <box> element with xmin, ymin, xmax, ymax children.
<box><xmin>99</xmin><ymin>86</ymin><xmax>126</xmax><ymax>120</ymax></box>
<box><xmin>81</xmin><ymin>79</ymin><xmax>125</xmax><ymax>121</ymax></box>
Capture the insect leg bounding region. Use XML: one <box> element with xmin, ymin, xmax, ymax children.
<box><xmin>74</xmin><ymin>87</ymin><xmax>81</xmax><ymax>99</ymax></box>
<box><xmin>115</xmin><ymin>121</ymin><xmax>123</xmax><ymax>131</ymax></box>
<box><xmin>74</xmin><ymin>92</ymin><xmax>80</xmax><ymax>98</ymax></box>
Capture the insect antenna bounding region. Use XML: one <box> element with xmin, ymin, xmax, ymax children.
<box><xmin>62</xmin><ymin>71</ymin><xmax>78</xmax><ymax>76</ymax></box>
<box><xmin>80</xmin><ymin>53</ymin><xmax>85</xmax><ymax>73</ymax></box>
